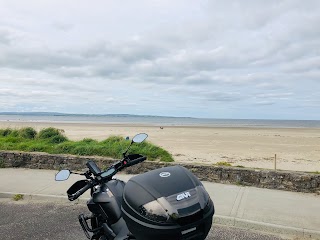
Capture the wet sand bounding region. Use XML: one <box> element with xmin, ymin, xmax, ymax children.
<box><xmin>1</xmin><ymin>121</ymin><xmax>320</xmax><ymax>172</ymax></box>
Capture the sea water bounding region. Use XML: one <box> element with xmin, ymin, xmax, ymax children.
<box><xmin>0</xmin><ymin>113</ymin><xmax>319</xmax><ymax>128</ymax></box>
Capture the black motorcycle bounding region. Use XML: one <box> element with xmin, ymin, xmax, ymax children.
<box><xmin>55</xmin><ymin>133</ymin><xmax>214</xmax><ymax>240</ymax></box>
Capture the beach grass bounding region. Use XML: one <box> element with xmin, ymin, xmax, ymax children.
<box><xmin>12</xmin><ymin>194</ymin><xmax>24</xmax><ymax>201</ymax></box>
<box><xmin>0</xmin><ymin>158</ymin><xmax>5</xmax><ymax>168</ymax></box>
<box><xmin>215</xmin><ymin>161</ymin><xmax>232</xmax><ymax>166</ymax></box>
<box><xmin>0</xmin><ymin>127</ymin><xmax>174</xmax><ymax>162</ymax></box>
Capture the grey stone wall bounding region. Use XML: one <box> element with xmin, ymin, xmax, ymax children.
<box><xmin>1</xmin><ymin>150</ymin><xmax>319</xmax><ymax>193</ymax></box>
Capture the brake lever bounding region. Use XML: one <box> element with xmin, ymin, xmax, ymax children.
<box><xmin>84</xmin><ymin>171</ymin><xmax>94</xmax><ymax>180</ymax></box>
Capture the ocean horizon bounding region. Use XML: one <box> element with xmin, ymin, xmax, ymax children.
<box><xmin>0</xmin><ymin>112</ymin><xmax>319</xmax><ymax>128</ymax></box>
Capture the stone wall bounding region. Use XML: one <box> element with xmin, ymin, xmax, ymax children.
<box><xmin>1</xmin><ymin>151</ymin><xmax>319</xmax><ymax>193</ymax></box>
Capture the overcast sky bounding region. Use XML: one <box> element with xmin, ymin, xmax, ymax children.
<box><xmin>0</xmin><ymin>0</ymin><xmax>319</xmax><ymax>119</ymax></box>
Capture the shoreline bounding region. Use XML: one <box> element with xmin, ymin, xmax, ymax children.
<box><xmin>1</xmin><ymin>120</ymin><xmax>320</xmax><ymax>130</ymax></box>
<box><xmin>0</xmin><ymin>121</ymin><xmax>320</xmax><ymax>172</ymax></box>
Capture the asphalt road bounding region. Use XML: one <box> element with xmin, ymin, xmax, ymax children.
<box><xmin>0</xmin><ymin>199</ymin><xmax>288</xmax><ymax>240</ymax></box>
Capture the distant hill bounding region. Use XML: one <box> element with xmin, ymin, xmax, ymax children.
<box><xmin>0</xmin><ymin>112</ymin><xmax>194</xmax><ymax>119</ymax></box>
<box><xmin>0</xmin><ymin>112</ymin><xmax>65</xmax><ymax>116</ymax></box>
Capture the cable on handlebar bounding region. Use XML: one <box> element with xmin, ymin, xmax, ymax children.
<box><xmin>125</xmin><ymin>156</ymin><xmax>147</xmax><ymax>167</ymax></box>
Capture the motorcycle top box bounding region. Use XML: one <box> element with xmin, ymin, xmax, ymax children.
<box><xmin>122</xmin><ymin>165</ymin><xmax>214</xmax><ymax>240</ymax></box>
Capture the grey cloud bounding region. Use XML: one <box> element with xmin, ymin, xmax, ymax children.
<box><xmin>0</xmin><ymin>75</ymin><xmax>104</xmax><ymax>98</ymax></box>
<box><xmin>255</xmin><ymin>82</ymin><xmax>286</xmax><ymax>91</ymax></box>
<box><xmin>1</xmin><ymin>49</ymin><xmax>86</xmax><ymax>70</ymax></box>
<box><xmin>0</xmin><ymin>10</ymin><xmax>317</xmax><ymax>89</ymax></box>
<box><xmin>279</xmin><ymin>56</ymin><xmax>320</xmax><ymax>73</ymax></box>
<box><xmin>0</xmin><ymin>26</ymin><xmax>25</xmax><ymax>45</ymax></box>
<box><xmin>256</xmin><ymin>93</ymin><xmax>294</xmax><ymax>99</ymax></box>
<box><xmin>184</xmin><ymin>77</ymin><xmax>213</xmax><ymax>85</ymax></box>
<box><xmin>81</xmin><ymin>40</ymin><xmax>168</xmax><ymax>63</ymax></box>
<box><xmin>118</xmin><ymin>42</ymin><xmax>168</xmax><ymax>63</ymax></box>
<box><xmin>0</xmin><ymin>29</ymin><xmax>12</xmax><ymax>45</ymax></box>
<box><xmin>254</xmin><ymin>101</ymin><xmax>275</xmax><ymax>106</ymax></box>
<box><xmin>0</xmin><ymin>0</ymin><xmax>320</xmax><ymax>118</ymax></box>
<box><xmin>168</xmin><ymin>87</ymin><xmax>246</xmax><ymax>103</ymax></box>
<box><xmin>52</xmin><ymin>22</ymin><xmax>74</xmax><ymax>31</ymax></box>
<box><xmin>57</xmin><ymin>67</ymin><xmax>92</xmax><ymax>78</ymax></box>
<box><xmin>205</xmin><ymin>91</ymin><xmax>244</xmax><ymax>102</ymax></box>
<box><xmin>0</xmin><ymin>88</ymin><xmax>63</xmax><ymax>98</ymax></box>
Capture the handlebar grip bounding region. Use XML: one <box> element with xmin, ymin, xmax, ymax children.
<box><xmin>68</xmin><ymin>182</ymin><xmax>92</xmax><ymax>201</ymax></box>
<box><xmin>125</xmin><ymin>156</ymin><xmax>146</xmax><ymax>167</ymax></box>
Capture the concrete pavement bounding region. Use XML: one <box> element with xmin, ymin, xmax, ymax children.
<box><xmin>0</xmin><ymin>168</ymin><xmax>319</xmax><ymax>239</ymax></box>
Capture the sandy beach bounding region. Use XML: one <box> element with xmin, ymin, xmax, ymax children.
<box><xmin>1</xmin><ymin>121</ymin><xmax>320</xmax><ymax>172</ymax></box>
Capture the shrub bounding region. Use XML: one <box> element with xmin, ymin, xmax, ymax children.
<box><xmin>38</xmin><ymin>128</ymin><xmax>63</xmax><ymax>139</ymax></box>
<box><xmin>38</xmin><ymin>128</ymin><xmax>68</xmax><ymax>143</ymax></box>
<box><xmin>0</xmin><ymin>128</ymin><xmax>20</xmax><ymax>137</ymax></box>
<box><xmin>49</xmin><ymin>135</ymin><xmax>68</xmax><ymax>143</ymax></box>
<box><xmin>10</xmin><ymin>130</ymin><xmax>20</xmax><ymax>137</ymax></box>
<box><xmin>126</xmin><ymin>141</ymin><xmax>174</xmax><ymax>162</ymax></box>
<box><xmin>81</xmin><ymin>138</ymin><xmax>98</xmax><ymax>144</ymax></box>
<box><xmin>0</xmin><ymin>128</ymin><xmax>174</xmax><ymax>162</ymax></box>
<box><xmin>18</xmin><ymin>127</ymin><xmax>37</xmax><ymax>139</ymax></box>
<box><xmin>0</xmin><ymin>128</ymin><xmax>13</xmax><ymax>137</ymax></box>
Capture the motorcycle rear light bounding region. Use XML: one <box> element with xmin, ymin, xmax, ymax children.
<box><xmin>139</xmin><ymin>200</ymin><xmax>170</xmax><ymax>223</ymax></box>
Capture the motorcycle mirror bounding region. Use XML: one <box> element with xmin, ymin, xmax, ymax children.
<box><xmin>55</xmin><ymin>169</ymin><xmax>71</xmax><ymax>181</ymax></box>
<box><xmin>122</xmin><ymin>133</ymin><xmax>148</xmax><ymax>157</ymax></box>
<box><xmin>132</xmin><ymin>133</ymin><xmax>148</xmax><ymax>143</ymax></box>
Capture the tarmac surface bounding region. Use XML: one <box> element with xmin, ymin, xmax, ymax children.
<box><xmin>0</xmin><ymin>168</ymin><xmax>319</xmax><ymax>239</ymax></box>
<box><xmin>0</xmin><ymin>199</ymin><xmax>286</xmax><ymax>240</ymax></box>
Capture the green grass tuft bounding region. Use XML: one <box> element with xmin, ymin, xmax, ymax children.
<box><xmin>0</xmin><ymin>128</ymin><xmax>14</xmax><ymax>137</ymax></box>
<box><xmin>18</xmin><ymin>127</ymin><xmax>37</xmax><ymax>139</ymax></box>
<box><xmin>38</xmin><ymin>128</ymin><xmax>68</xmax><ymax>141</ymax></box>
<box><xmin>236</xmin><ymin>181</ymin><xmax>245</xmax><ymax>186</ymax></box>
<box><xmin>215</xmin><ymin>161</ymin><xmax>232</xmax><ymax>166</ymax></box>
<box><xmin>13</xmin><ymin>194</ymin><xmax>24</xmax><ymax>201</ymax></box>
<box><xmin>0</xmin><ymin>128</ymin><xmax>174</xmax><ymax>162</ymax></box>
<box><xmin>0</xmin><ymin>158</ymin><xmax>5</xmax><ymax>168</ymax></box>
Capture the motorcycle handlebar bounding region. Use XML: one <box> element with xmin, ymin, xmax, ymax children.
<box><xmin>125</xmin><ymin>156</ymin><xmax>147</xmax><ymax>167</ymax></box>
<box><xmin>68</xmin><ymin>181</ymin><xmax>93</xmax><ymax>201</ymax></box>
<box><xmin>68</xmin><ymin>156</ymin><xmax>146</xmax><ymax>200</ymax></box>
<box><xmin>86</xmin><ymin>160</ymin><xmax>101</xmax><ymax>176</ymax></box>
